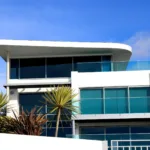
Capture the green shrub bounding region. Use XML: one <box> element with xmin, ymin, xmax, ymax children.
<box><xmin>0</xmin><ymin>116</ymin><xmax>14</xmax><ymax>133</ymax></box>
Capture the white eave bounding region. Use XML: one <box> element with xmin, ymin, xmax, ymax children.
<box><xmin>0</xmin><ymin>39</ymin><xmax>132</xmax><ymax>61</ymax></box>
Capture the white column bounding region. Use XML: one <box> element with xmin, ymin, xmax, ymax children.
<box><xmin>74</xmin><ymin>123</ymin><xmax>80</xmax><ymax>139</ymax></box>
<box><xmin>71</xmin><ymin>71</ymin><xmax>80</xmax><ymax>115</ymax></box>
<box><xmin>7</xmin><ymin>89</ymin><xmax>19</xmax><ymax>118</ymax></box>
<box><xmin>72</xmin><ymin>120</ymin><xmax>75</xmax><ymax>135</ymax></box>
<box><xmin>6</xmin><ymin>51</ymin><xmax>10</xmax><ymax>84</ymax></box>
<box><xmin>6</xmin><ymin>51</ymin><xmax>10</xmax><ymax>116</ymax></box>
<box><xmin>6</xmin><ymin>51</ymin><xmax>19</xmax><ymax>118</ymax></box>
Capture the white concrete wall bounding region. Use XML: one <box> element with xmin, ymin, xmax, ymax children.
<box><xmin>7</xmin><ymin>78</ymin><xmax>71</xmax><ymax>86</ymax></box>
<box><xmin>7</xmin><ymin>88</ymin><xmax>19</xmax><ymax>117</ymax></box>
<box><xmin>0</xmin><ymin>133</ymin><xmax>108</xmax><ymax>150</ymax></box>
<box><xmin>71</xmin><ymin>71</ymin><xmax>150</xmax><ymax>88</ymax></box>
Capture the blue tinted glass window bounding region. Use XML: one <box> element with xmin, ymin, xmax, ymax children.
<box><xmin>47</xmin><ymin>128</ymin><xmax>55</xmax><ymax>137</ymax></box>
<box><xmin>80</xmin><ymin>127</ymin><xmax>104</xmax><ymax>134</ymax></box>
<box><xmin>20</xmin><ymin>58</ymin><xmax>45</xmax><ymax>78</ymax></box>
<box><xmin>105</xmin><ymin>88</ymin><xmax>128</xmax><ymax>114</ymax></box>
<box><xmin>101</xmin><ymin>56</ymin><xmax>111</xmax><ymax>72</ymax></box>
<box><xmin>19</xmin><ymin>93</ymin><xmax>45</xmax><ymax>113</ymax></box>
<box><xmin>106</xmin><ymin>127</ymin><xmax>129</xmax><ymax>134</ymax></box>
<box><xmin>80</xmin><ymin>89</ymin><xmax>103</xmax><ymax>114</ymax></box>
<box><xmin>47</xmin><ymin>128</ymin><xmax>72</xmax><ymax>137</ymax></box>
<box><xmin>106</xmin><ymin>127</ymin><xmax>130</xmax><ymax>146</ymax></box>
<box><xmin>80</xmin><ymin>127</ymin><xmax>105</xmax><ymax>140</ymax></box>
<box><xmin>130</xmin><ymin>87</ymin><xmax>150</xmax><ymax>113</ymax></box>
<box><xmin>10</xmin><ymin>59</ymin><xmax>19</xmax><ymax>79</ymax></box>
<box><xmin>80</xmin><ymin>89</ymin><xmax>103</xmax><ymax>98</ymax></box>
<box><xmin>74</xmin><ymin>56</ymin><xmax>101</xmax><ymax>72</ymax></box>
<box><xmin>131</xmin><ymin>126</ymin><xmax>150</xmax><ymax>133</ymax></box>
<box><xmin>47</xmin><ymin>121</ymin><xmax>72</xmax><ymax>128</ymax></box>
<box><xmin>130</xmin><ymin>87</ymin><xmax>150</xmax><ymax>97</ymax></box>
<box><xmin>47</xmin><ymin>57</ymin><xmax>72</xmax><ymax>78</ymax></box>
<box><xmin>41</xmin><ymin>129</ymin><xmax>47</xmax><ymax>136</ymax></box>
<box><xmin>131</xmin><ymin>126</ymin><xmax>150</xmax><ymax>142</ymax></box>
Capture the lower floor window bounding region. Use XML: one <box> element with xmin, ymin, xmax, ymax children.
<box><xmin>80</xmin><ymin>87</ymin><xmax>150</xmax><ymax>114</ymax></box>
<box><xmin>79</xmin><ymin>126</ymin><xmax>150</xmax><ymax>146</ymax></box>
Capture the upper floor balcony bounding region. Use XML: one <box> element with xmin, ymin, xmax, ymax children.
<box><xmin>10</xmin><ymin>57</ymin><xmax>150</xmax><ymax>80</ymax></box>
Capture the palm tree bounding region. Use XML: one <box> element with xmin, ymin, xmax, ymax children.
<box><xmin>43</xmin><ymin>86</ymin><xmax>79</xmax><ymax>137</ymax></box>
<box><xmin>0</xmin><ymin>92</ymin><xmax>8</xmax><ymax>116</ymax></box>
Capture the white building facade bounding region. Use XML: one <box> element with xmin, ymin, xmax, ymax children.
<box><xmin>0</xmin><ymin>40</ymin><xmax>150</xmax><ymax>148</ymax></box>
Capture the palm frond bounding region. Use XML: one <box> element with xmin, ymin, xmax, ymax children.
<box><xmin>0</xmin><ymin>92</ymin><xmax>8</xmax><ymax>110</ymax></box>
<box><xmin>42</xmin><ymin>86</ymin><xmax>79</xmax><ymax>136</ymax></box>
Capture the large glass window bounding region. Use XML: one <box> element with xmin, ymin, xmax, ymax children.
<box><xmin>79</xmin><ymin>126</ymin><xmax>150</xmax><ymax>147</ymax></box>
<box><xmin>80</xmin><ymin>89</ymin><xmax>103</xmax><ymax>114</ymax></box>
<box><xmin>47</xmin><ymin>57</ymin><xmax>72</xmax><ymax>78</ymax></box>
<box><xmin>80</xmin><ymin>126</ymin><xmax>105</xmax><ymax>140</ymax></box>
<box><xmin>130</xmin><ymin>87</ymin><xmax>150</xmax><ymax>113</ymax></box>
<box><xmin>10</xmin><ymin>55</ymin><xmax>112</xmax><ymax>79</ymax></box>
<box><xmin>47</xmin><ymin>127</ymin><xmax>72</xmax><ymax>137</ymax></box>
<box><xmin>10</xmin><ymin>59</ymin><xmax>19</xmax><ymax>79</ymax></box>
<box><xmin>19</xmin><ymin>93</ymin><xmax>45</xmax><ymax>113</ymax></box>
<box><xmin>131</xmin><ymin>126</ymin><xmax>150</xmax><ymax>143</ymax></box>
<box><xmin>19</xmin><ymin>93</ymin><xmax>72</xmax><ymax>138</ymax></box>
<box><xmin>105</xmin><ymin>88</ymin><xmax>128</xmax><ymax>114</ymax></box>
<box><xmin>80</xmin><ymin>87</ymin><xmax>150</xmax><ymax>115</ymax></box>
<box><xmin>101</xmin><ymin>56</ymin><xmax>111</xmax><ymax>72</ymax></box>
<box><xmin>106</xmin><ymin>127</ymin><xmax>130</xmax><ymax>146</ymax></box>
<box><xmin>74</xmin><ymin>56</ymin><xmax>102</xmax><ymax>72</ymax></box>
<box><xmin>20</xmin><ymin>58</ymin><xmax>45</xmax><ymax>78</ymax></box>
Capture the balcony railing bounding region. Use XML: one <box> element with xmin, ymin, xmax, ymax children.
<box><xmin>112</xmin><ymin>61</ymin><xmax>150</xmax><ymax>71</ymax></box>
<box><xmin>66</xmin><ymin>133</ymin><xmax>150</xmax><ymax>147</ymax></box>
<box><xmin>77</xmin><ymin>61</ymin><xmax>150</xmax><ymax>72</ymax></box>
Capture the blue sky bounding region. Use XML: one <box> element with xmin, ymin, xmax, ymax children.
<box><xmin>0</xmin><ymin>0</ymin><xmax>150</xmax><ymax>92</ymax></box>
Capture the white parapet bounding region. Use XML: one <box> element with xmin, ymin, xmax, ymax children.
<box><xmin>0</xmin><ymin>133</ymin><xmax>108</xmax><ymax>150</ymax></box>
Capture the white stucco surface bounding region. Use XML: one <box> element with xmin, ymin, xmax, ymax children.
<box><xmin>0</xmin><ymin>133</ymin><xmax>107</xmax><ymax>150</ymax></box>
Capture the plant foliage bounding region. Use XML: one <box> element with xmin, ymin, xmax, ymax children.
<box><xmin>3</xmin><ymin>108</ymin><xmax>47</xmax><ymax>135</ymax></box>
<box><xmin>43</xmin><ymin>86</ymin><xmax>79</xmax><ymax>137</ymax></box>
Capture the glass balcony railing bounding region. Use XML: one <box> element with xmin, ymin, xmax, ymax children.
<box><xmin>77</xmin><ymin>61</ymin><xmax>150</xmax><ymax>72</ymax></box>
<box><xmin>112</xmin><ymin>61</ymin><xmax>150</xmax><ymax>71</ymax></box>
<box><xmin>74</xmin><ymin>61</ymin><xmax>150</xmax><ymax>72</ymax></box>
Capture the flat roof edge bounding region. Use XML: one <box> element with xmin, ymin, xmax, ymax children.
<box><xmin>0</xmin><ymin>39</ymin><xmax>132</xmax><ymax>52</ymax></box>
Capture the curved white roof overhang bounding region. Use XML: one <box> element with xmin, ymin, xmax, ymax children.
<box><xmin>0</xmin><ymin>39</ymin><xmax>132</xmax><ymax>61</ymax></box>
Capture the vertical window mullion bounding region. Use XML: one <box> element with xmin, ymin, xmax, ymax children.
<box><xmin>45</xmin><ymin>58</ymin><xmax>47</xmax><ymax>78</ymax></box>
<box><xmin>103</xmin><ymin>88</ymin><xmax>105</xmax><ymax>114</ymax></box>
<box><xmin>128</xmin><ymin>87</ymin><xmax>130</xmax><ymax>113</ymax></box>
<box><xmin>100</xmin><ymin>56</ymin><xmax>102</xmax><ymax>72</ymax></box>
<box><xmin>72</xmin><ymin>57</ymin><xmax>74</xmax><ymax>71</ymax></box>
<box><xmin>19</xmin><ymin>59</ymin><xmax>20</xmax><ymax>79</ymax></box>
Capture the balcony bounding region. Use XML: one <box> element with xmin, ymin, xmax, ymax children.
<box><xmin>67</xmin><ymin>133</ymin><xmax>150</xmax><ymax>148</ymax></box>
<box><xmin>10</xmin><ymin>57</ymin><xmax>150</xmax><ymax>80</ymax></box>
<box><xmin>112</xmin><ymin>61</ymin><xmax>150</xmax><ymax>71</ymax></box>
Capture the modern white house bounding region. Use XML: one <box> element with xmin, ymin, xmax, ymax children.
<box><xmin>0</xmin><ymin>39</ymin><xmax>150</xmax><ymax>149</ymax></box>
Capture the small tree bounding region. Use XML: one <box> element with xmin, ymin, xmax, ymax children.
<box><xmin>43</xmin><ymin>86</ymin><xmax>79</xmax><ymax>137</ymax></box>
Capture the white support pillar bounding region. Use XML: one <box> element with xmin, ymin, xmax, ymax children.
<box><xmin>6</xmin><ymin>51</ymin><xmax>10</xmax><ymax>84</ymax></box>
<box><xmin>72</xmin><ymin>120</ymin><xmax>75</xmax><ymax>135</ymax></box>
<box><xmin>71</xmin><ymin>71</ymin><xmax>80</xmax><ymax>115</ymax></box>
<box><xmin>6</xmin><ymin>51</ymin><xmax>10</xmax><ymax>116</ymax></box>
<box><xmin>7</xmin><ymin>89</ymin><xmax>19</xmax><ymax>117</ymax></box>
